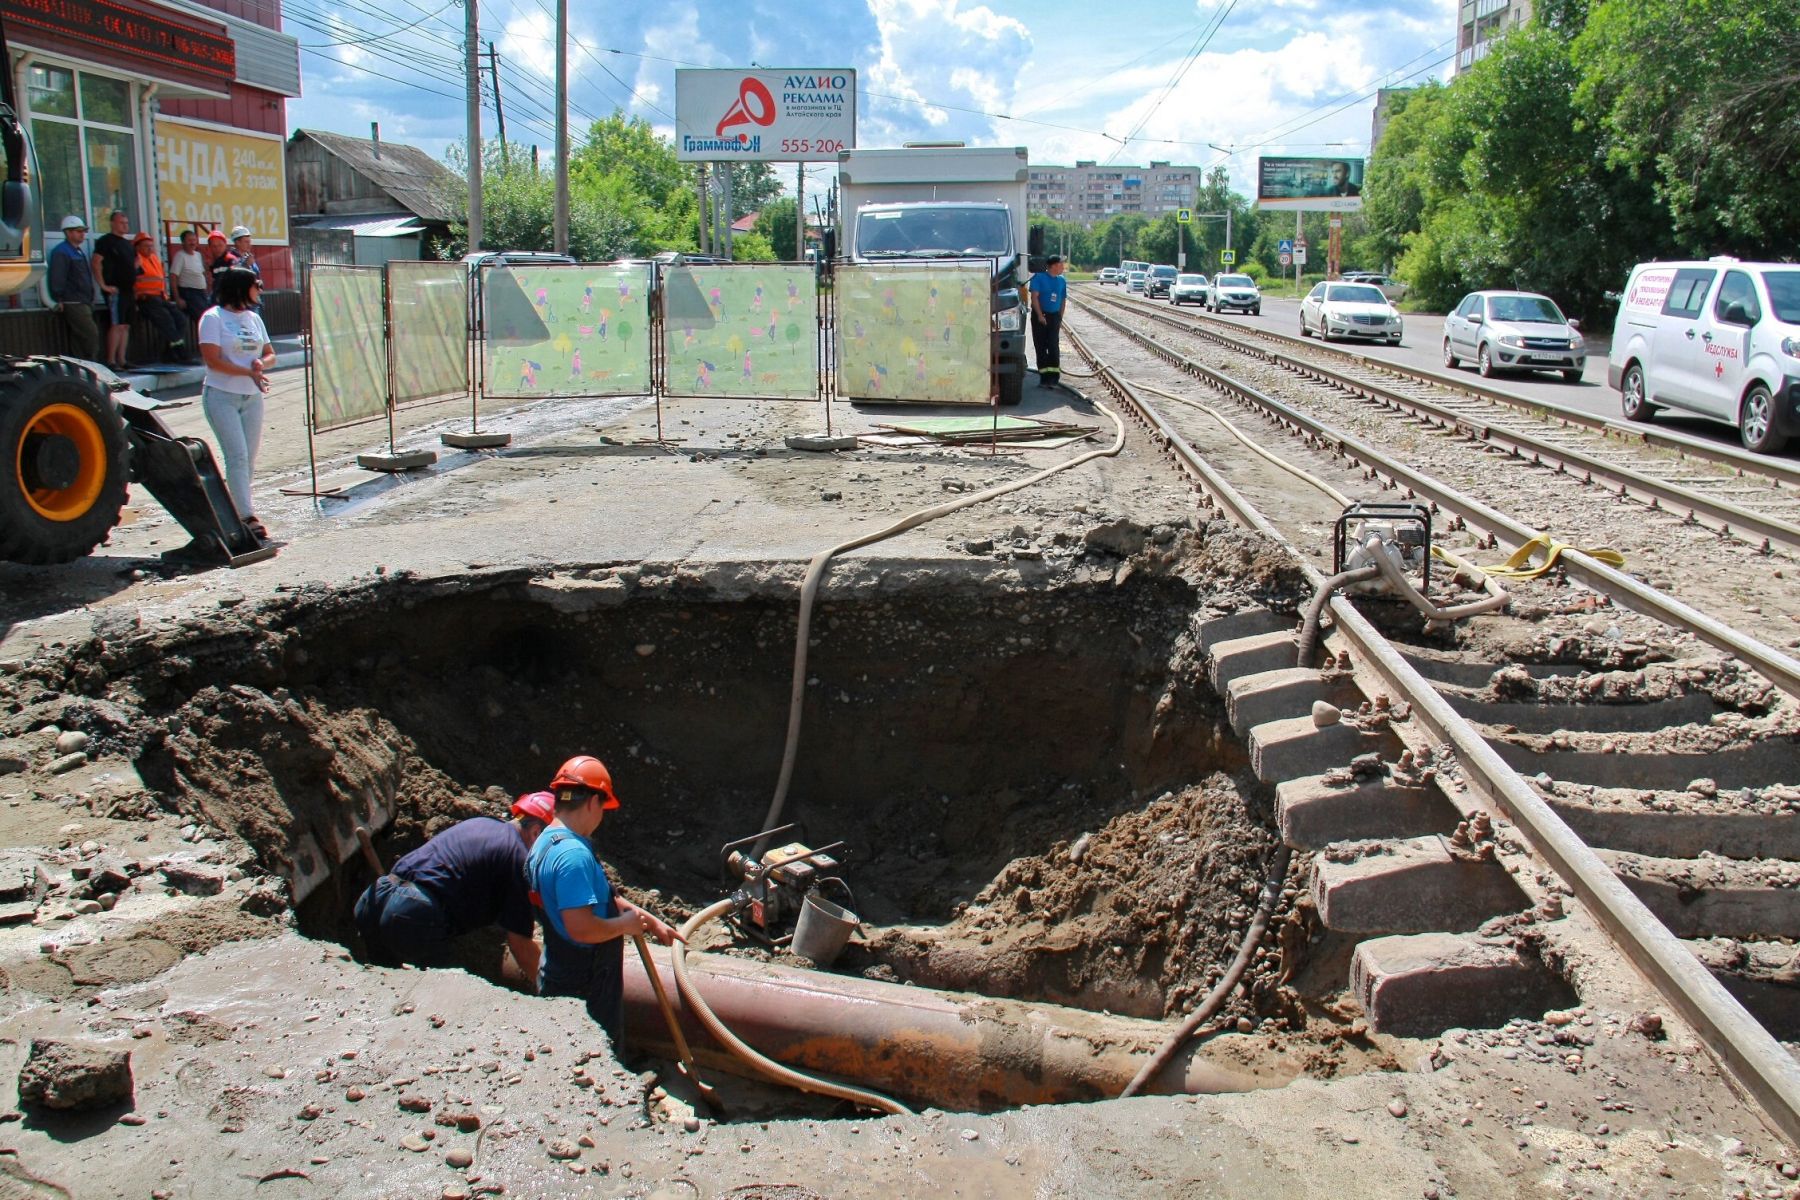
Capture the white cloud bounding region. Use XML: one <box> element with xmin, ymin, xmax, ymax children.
<box><xmin>498</xmin><ymin>12</ymin><xmax>555</xmax><ymax>80</ymax></box>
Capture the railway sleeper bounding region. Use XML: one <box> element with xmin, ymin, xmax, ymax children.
<box><xmin>1350</xmin><ymin>931</ymin><xmax>1575</xmax><ymax>1038</ymax></box>
<box><xmin>1275</xmin><ymin>774</ymin><xmax>1461</xmax><ymax>848</ymax></box>
<box><xmin>1539</xmin><ymin>785</ymin><xmax>1800</xmax><ymax>861</ymax></box>
<box><xmin>1596</xmin><ymin>850</ymin><xmax>1800</xmax><ymax>940</ymax></box>
<box><xmin>1310</xmin><ymin>835</ymin><xmax>1530</xmax><ymax>935</ymax></box>
<box><xmin>1686</xmin><ymin>937</ymin><xmax>1800</xmax><ymax>1039</ymax></box>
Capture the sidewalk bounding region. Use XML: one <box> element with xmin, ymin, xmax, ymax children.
<box><xmin>118</xmin><ymin>334</ymin><xmax>307</xmax><ymax>395</ymax></box>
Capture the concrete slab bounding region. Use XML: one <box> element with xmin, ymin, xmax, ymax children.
<box><xmin>1311</xmin><ymin>836</ymin><xmax>1528</xmax><ymax>934</ymax></box>
<box><xmin>1275</xmin><ymin>776</ymin><xmax>1458</xmax><ymax>848</ymax></box>
<box><xmin>356</xmin><ymin>449</ymin><xmax>438</xmax><ymax>472</ymax></box>
<box><xmin>1208</xmin><ymin>629</ymin><xmax>1298</xmax><ymax>694</ymax></box>
<box><xmin>1247</xmin><ymin>714</ymin><xmax>1382</xmax><ymax>784</ymax></box>
<box><xmin>440</xmin><ymin>430</ymin><xmax>512</xmax><ymax>449</ymax></box>
<box><xmin>1227</xmin><ymin>667</ymin><xmax>1356</xmax><ymax>738</ymax></box>
<box><xmin>1351</xmin><ymin>931</ymin><xmax>1572</xmax><ymax>1037</ymax></box>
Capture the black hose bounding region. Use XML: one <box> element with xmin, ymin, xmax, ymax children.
<box><xmin>1120</xmin><ymin>844</ymin><xmax>1293</xmax><ymax>1098</ymax></box>
<box><xmin>1295</xmin><ymin>566</ymin><xmax>1381</xmax><ymax>668</ymax></box>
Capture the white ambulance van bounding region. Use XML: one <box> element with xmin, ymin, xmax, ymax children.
<box><xmin>1608</xmin><ymin>258</ymin><xmax>1800</xmax><ymax>454</ymax></box>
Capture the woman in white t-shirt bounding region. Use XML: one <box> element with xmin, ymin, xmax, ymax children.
<box><xmin>199</xmin><ymin>267</ymin><xmax>275</xmax><ymax>539</ymax></box>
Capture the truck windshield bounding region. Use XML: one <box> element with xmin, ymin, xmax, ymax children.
<box><xmin>856</xmin><ymin>208</ymin><xmax>1013</xmax><ymax>258</ymax></box>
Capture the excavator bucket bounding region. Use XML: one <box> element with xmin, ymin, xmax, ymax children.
<box><xmin>118</xmin><ymin>399</ymin><xmax>276</xmax><ymax>568</ymax></box>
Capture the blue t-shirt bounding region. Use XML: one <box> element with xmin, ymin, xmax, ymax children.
<box><xmin>391</xmin><ymin>816</ymin><xmax>533</xmax><ymax>937</ymax></box>
<box><xmin>1030</xmin><ymin>271</ymin><xmax>1067</xmax><ymax>315</ymax></box>
<box><xmin>527</xmin><ymin>825</ymin><xmax>614</xmax><ymax>941</ymax></box>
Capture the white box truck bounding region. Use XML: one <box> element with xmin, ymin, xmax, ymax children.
<box><xmin>834</xmin><ymin>144</ymin><xmax>1041</xmax><ymax>407</ymax></box>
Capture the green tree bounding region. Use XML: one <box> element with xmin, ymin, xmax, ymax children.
<box><xmin>755</xmin><ymin>198</ymin><xmax>801</xmax><ymax>259</ymax></box>
<box><xmin>729</xmin><ymin>162</ymin><xmax>786</xmax><ymax>220</ymax></box>
<box><xmin>731</xmin><ymin>229</ymin><xmax>778</xmax><ymax>262</ymax></box>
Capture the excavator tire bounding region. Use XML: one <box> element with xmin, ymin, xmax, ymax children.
<box><xmin>0</xmin><ymin>357</ymin><xmax>129</xmax><ymax>565</ymax></box>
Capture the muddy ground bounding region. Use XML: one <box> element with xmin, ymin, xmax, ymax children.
<box><xmin>1</xmin><ymin>350</ymin><xmax>1797</xmax><ymax>1197</ymax></box>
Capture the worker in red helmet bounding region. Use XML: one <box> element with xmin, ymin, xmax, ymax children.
<box><xmin>353</xmin><ymin>792</ymin><xmax>554</xmax><ymax>986</ymax></box>
<box><xmin>527</xmin><ymin>754</ymin><xmax>680</xmax><ymax>1045</ymax></box>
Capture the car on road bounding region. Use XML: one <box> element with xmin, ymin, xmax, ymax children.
<box><xmin>1208</xmin><ymin>273</ymin><xmax>1262</xmax><ymax>315</ymax></box>
<box><xmin>1343</xmin><ymin>272</ymin><xmax>1410</xmax><ymax>302</ymax></box>
<box><xmin>1442</xmin><ymin>291</ymin><xmax>1585</xmax><ymax>382</ymax></box>
<box><xmin>1126</xmin><ymin>270</ymin><xmax>1147</xmax><ymax>293</ymax></box>
<box><xmin>1608</xmin><ymin>257</ymin><xmax>1800</xmax><ymax>454</ymax></box>
<box><xmin>1169</xmin><ymin>273</ymin><xmax>1209</xmax><ymax>305</ymax></box>
<box><xmin>1145</xmin><ymin>265</ymin><xmax>1179</xmax><ymax>299</ymax></box>
<box><xmin>1299</xmin><ymin>281</ymin><xmax>1402</xmax><ymax>344</ymax></box>
<box><xmin>1097</xmin><ymin>267</ymin><xmax>1122</xmax><ymax>285</ymax></box>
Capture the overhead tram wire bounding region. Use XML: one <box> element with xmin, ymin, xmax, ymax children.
<box><xmin>1210</xmin><ymin>48</ymin><xmax>1456</xmax><ymax>164</ymax></box>
<box><xmin>1101</xmin><ymin>0</ymin><xmax>1238</xmax><ymax>165</ymax></box>
<box><xmin>294</xmin><ymin>0</ymin><xmax>457</xmax><ymax>48</ymax></box>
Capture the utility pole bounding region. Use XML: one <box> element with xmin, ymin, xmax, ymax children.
<box><xmin>552</xmin><ymin>0</ymin><xmax>568</xmax><ymax>254</ymax></box>
<box><xmin>795</xmin><ymin>164</ymin><xmax>804</xmax><ymax>262</ymax></box>
<box><xmin>697</xmin><ymin>165</ymin><xmax>710</xmax><ymax>255</ymax></box>
<box><xmin>487</xmin><ymin>42</ymin><xmax>506</xmax><ymax>155</ymax></box>
<box><xmin>464</xmin><ymin>0</ymin><xmax>481</xmax><ymax>251</ymax></box>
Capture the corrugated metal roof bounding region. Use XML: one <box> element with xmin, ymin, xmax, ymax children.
<box><xmin>291</xmin><ymin>128</ymin><xmax>459</xmax><ymax>223</ymax></box>
<box><xmin>152</xmin><ymin>0</ymin><xmax>302</xmax><ymax>96</ymax></box>
<box><xmin>295</xmin><ymin>214</ymin><xmax>425</xmax><ymax>237</ymax></box>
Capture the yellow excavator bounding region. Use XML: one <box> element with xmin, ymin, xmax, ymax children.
<box><xmin>0</xmin><ymin>16</ymin><xmax>269</xmax><ymax>567</ymax></box>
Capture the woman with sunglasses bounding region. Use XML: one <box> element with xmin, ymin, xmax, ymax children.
<box><xmin>198</xmin><ymin>267</ymin><xmax>275</xmax><ymax>540</ymax></box>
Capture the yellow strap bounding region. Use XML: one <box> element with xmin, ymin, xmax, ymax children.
<box><xmin>1471</xmin><ymin>532</ymin><xmax>1626</xmax><ymax>580</ymax></box>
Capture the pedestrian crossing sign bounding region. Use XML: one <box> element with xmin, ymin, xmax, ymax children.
<box><xmin>1220</xmin><ymin>249</ymin><xmax>1237</xmax><ymax>265</ymax></box>
<box><xmin>1176</xmin><ymin>208</ymin><xmax>1192</xmax><ymax>224</ymax></box>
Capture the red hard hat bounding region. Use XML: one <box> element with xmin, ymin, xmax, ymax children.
<box><xmin>549</xmin><ymin>755</ymin><xmax>618</xmax><ymax>810</ymax></box>
<box><xmin>511</xmin><ymin>790</ymin><xmax>555</xmax><ymax>824</ymax></box>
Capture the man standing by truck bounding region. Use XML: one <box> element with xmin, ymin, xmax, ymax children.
<box><xmin>1029</xmin><ymin>254</ymin><xmax>1067</xmax><ymax>388</ymax></box>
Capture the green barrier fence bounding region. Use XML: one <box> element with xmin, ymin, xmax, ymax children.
<box><xmin>834</xmin><ymin>262</ymin><xmax>992</xmax><ymax>405</ymax></box>
<box><xmin>388</xmin><ymin>260</ymin><xmax>469</xmax><ymax>406</ymax></box>
<box><xmin>480</xmin><ymin>262</ymin><xmax>653</xmax><ymax>399</ymax></box>
<box><xmin>305</xmin><ymin>265</ymin><xmax>388</xmax><ymax>432</ymax></box>
<box><xmin>662</xmin><ymin>264</ymin><xmax>819</xmax><ymax>399</ymax></box>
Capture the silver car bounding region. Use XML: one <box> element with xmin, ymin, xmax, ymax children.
<box><xmin>1299</xmin><ymin>281</ymin><xmax>1402</xmax><ymax>344</ymax></box>
<box><xmin>1126</xmin><ymin>271</ymin><xmax>1147</xmax><ymax>293</ymax></box>
<box><xmin>1169</xmin><ymin>273</ymin><xmax>1209</xmax><ymax>305</ymax></box>
<box><xmin>1443</xmin><ymin>290</ymin><xmax>1585</xmax><ymax>382</ymax></box>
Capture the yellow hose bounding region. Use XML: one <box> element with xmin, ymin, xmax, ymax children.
<box><xmin>670</xmin><ymin>898</ymin><xmax>913</xmax><ymax>1115</ymax></box>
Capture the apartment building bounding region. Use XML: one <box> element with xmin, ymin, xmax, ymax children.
<box><xmin>1455</xmin><ymin>0</ymin><xmax>1533</xmax><ymax>73</ymax></box>
<box><xmin>1027</xmin><ymin>160</ymin><xmax>1200</xmax><ymax>227</ymax></box>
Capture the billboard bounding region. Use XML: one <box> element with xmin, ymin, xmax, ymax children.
<box><xmin>155</xmin><ymin>116</ymin><xmax>288</xmax><ymax>243</ymax></box>
<box><xmin>675</xmin><ymin>69</ymin><xmax>855</xmax><ymax>161</ymax></box>
<box><xmin>1256</xmin><ymin>156</ymin><xmax>1365</xmax><ymax>212</ymax></box>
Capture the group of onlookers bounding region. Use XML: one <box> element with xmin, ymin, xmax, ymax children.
<box><xmin>46</xmin><ymin>211</ymin><xmax>261</xmax><ymax>372</ymax></box>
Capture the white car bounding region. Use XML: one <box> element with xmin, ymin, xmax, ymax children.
<box><xmin>1299</xmin><ymin>281</ymin><xmax>1403</xmax><ymax>344</ymax></box>
<box><xmin>1208</xmin><ymin>273</ymin><xmax>1261</xmax><ymax>315</ymax></box>
<box><xmin>1608</xmin><ymin>257</ymin><xmax>1800</xmax><ymax>454</ymax></box>
<box><xmin>1344</xmin><ymin>272</ymin><xmax>1410</xmax><ymax>302</ymax></box>
<box><xmin>1097</xmin><ymin>267</ymin><xmax>1122</xmax><ymax>285</ymax></box>
<box><xmin>1443</xmin><ymin>290</ymin><xmax>1585</xmax><ymax>382</ymax></box>
<box><xmin>1170</xmin><ymin>273</ymin><xmax>1209</xmax><ymax>305</ymax></box>
<box><xmin>1126</xmin><ymin>271</ymin><xmax>1147</xmax><ymax>294</ymax></box>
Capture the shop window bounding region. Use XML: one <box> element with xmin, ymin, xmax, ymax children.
<box><xmin>26</xmin><ymin>64</ymin><xmax>138</xmax><ymax>234</ymax></box>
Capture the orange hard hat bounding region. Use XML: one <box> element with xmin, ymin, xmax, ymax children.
<box><xmin>511</xmin><ymin>790</ymin><xmax>555</xmax><ymax>824</ymax></box>
<box><xmin>549</xmin><ymin>755</ymin><xmax>618</xmax><ymax>809</ymax></box>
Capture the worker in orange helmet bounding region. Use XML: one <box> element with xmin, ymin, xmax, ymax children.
<box><xmin>527</xmin><ymin>755</ymin><xmax>680</xmax><ymax>1044</ymax></box>
<box><xmin>354</xmin><ymin>790</ymin><xmax>555</xmax><ymax>985</ymax></box>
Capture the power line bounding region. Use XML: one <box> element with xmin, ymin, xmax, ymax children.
<box><xmin>1103</xmin><ymin>0</ymin><xmax>1238</xmax><ymax>165</ymax></box>
<box><xmin>294</xmin><ymin>0</ymin><xmax>456</xmax><ymax>49</ymax></box>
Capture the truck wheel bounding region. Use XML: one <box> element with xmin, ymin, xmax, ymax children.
<box><xmin>1740</xmin><ymin>383</ymin><xmax>1788</xmax><ymax>454</ymax></box>
<box><xmin>997</xmin><ymin>370</ymin><xmax>1024</xmax><ymax>408</ymax></box>
<box><xmin>1619</xmin><ymin>363</ymin><xmax>1657</xmax><ymax>423</ymax></box>
<box><xmin>0</xmin><ymin>359</ymin><xmax>129</xmax><ymax>565</ymax></box>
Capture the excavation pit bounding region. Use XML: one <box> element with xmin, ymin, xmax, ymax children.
<box><xmin>92</xmin><ymin>549</ymin><xmax>1441</xmax><ymax>1112</ymax></box>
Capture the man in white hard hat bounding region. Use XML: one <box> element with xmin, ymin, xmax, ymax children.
<box><xmin>46</xmin><ymin>215</ymin><xmax>99</xmax><ymax>360</ymax></box>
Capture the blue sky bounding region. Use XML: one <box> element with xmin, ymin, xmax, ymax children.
<box><xmin>285</xmin><ymin>0</ymin><xmax>1459</xmax><ymax>200</ymax></box>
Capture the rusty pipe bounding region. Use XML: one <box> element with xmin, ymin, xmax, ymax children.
<box><xmin>624</xmin><ymin>943</ymin><xmax>1283</xmax><ymax>1111</ymax></box>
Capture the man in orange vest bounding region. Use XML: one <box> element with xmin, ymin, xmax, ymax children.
<box><xmin>131</xmin><ymin>233</ymin><xmax>193</xmax><ymax>363</ymax></box>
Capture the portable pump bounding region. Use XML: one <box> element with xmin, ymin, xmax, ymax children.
<box><xmin>1334</xmin><ymin>501</ymin><xmax>1433</xmax><ymax>596</ymax></box>
<box><xmin>720</xmin><ymin>824</ymin><xmax>855</xmax><ymax>946</ymax></box>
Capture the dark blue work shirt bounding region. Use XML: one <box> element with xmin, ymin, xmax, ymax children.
<box><xmin>1030</xmin><ymin>270</ymin><xmax>1067</xmax><ymax>315</ymax></box>
<box><xmin>392</xmin><ymin>817</ymin><xmax>533</xmax><ymax>937</ymax></box>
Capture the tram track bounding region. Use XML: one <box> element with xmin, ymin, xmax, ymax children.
<box><xmin>1063</xmin><ymin>321</ymin><xmax>1800</xmax><ymax>1145</ymax></box>
<box><xmin>1085</xmin><ymin>288</ymin><xmax>1800</xmax><ymax>554</ymax></box>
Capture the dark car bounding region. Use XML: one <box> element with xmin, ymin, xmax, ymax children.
<box><xmin>1144</xmin><ymin>265</ymin><xmax>1178</xmax><ymax>298</ymax></box>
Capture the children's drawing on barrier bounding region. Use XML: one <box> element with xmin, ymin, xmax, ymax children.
<box><xmin>388</xmin><ymin>263</ymin><xmax>468</xmax><ymax>404</ymax></box>
<box><xmin>482</xmin><ymin>263</ymin><xmax>652</xmax><ymax>398</ymax></box>
<box><xmin>307</xmin><ymin>267</ymin><xmax>388</xmax><ymax>431</ymax></box>
<box><xmin>835</xmin><ymin>263</ymin><xmax>990</xmax><ymax>404</ymax></box>
<box><xmin>663</xmin><ymin>265</ymin><xmax>817</xmax><ymax>399</ymax></box>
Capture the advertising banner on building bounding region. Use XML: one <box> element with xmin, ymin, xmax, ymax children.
<box><xmin>1255</xmin><ymin>156</ymin><xmax>1365</xmax><ymax>212</ymax></box>
<box><xmin>663</xmin><ymin>264</ymin><xmax>818</xmax><ymax>400</ymax></box>
<box><xmin>155</xmin><ymin>116</ymin><xmax>288</xmax><ymax>243</ymax></box>
<box><xmin>675</xmin><ymin>69</ymin><xmax>855</xmax><ymax>161</ymax></box>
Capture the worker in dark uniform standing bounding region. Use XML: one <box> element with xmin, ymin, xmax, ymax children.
<box><xmin>527</xmin><ymin>755</ymin><xmax>680</xmax><ymax>1045</ymax></box>
<box><xmin>1029</xmin><ymin>253</ymin><xmax>1067</xmax><ymax>388</ymax></box>
<box><xmin>354</xmin><ymin>791</ymin><xmax>553</xmax><ymax>986</ymax></box>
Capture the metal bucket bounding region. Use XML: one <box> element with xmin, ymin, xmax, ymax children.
<box><xmin>791</xmin><ymin>893</ymin><xmax>858</xmax><ymax>967</ymax></box>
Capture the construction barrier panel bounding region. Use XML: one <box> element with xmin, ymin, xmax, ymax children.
<box><xmin>387</xmin><ymin>261</ymin><xmax>468</xmax><ymax>406</ymax></box>
<box><xmin>662</xmin><ymin>264</ymin><xmax>819</xmax><ymax>399</ymax></box>
<box><xmin>481</xmin><ymin>262</ymin><xmax>653</xmax><ymax>399</ymax></box>
<box><xmin>306</xmin><ymin>265</ymin><xmax>388</xmax><ymax>432</ymax></box>
<box><xmin>834</xmin><ymin>262</ymin><xmax>992</xmax><ymax>405</ymax></box>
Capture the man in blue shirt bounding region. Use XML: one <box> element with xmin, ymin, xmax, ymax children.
<box><xmin>353</xmin><ymin>791</ymin><xmax>552</xmax><ymax>985</ymax></box>
<box><xmin>47</xmin><ymin>216</ymin><xmax>100</xmax><ymax>361</ymax></box>
<box><xmin>528</xmin><ymin>755</ymin><xmax>680</xmax><ymax>1045</ymax></box>
<box><xmin>1028</xmin><ymin>254</ymin><xmax>1068</xmax><ymax>388</ymax></box>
